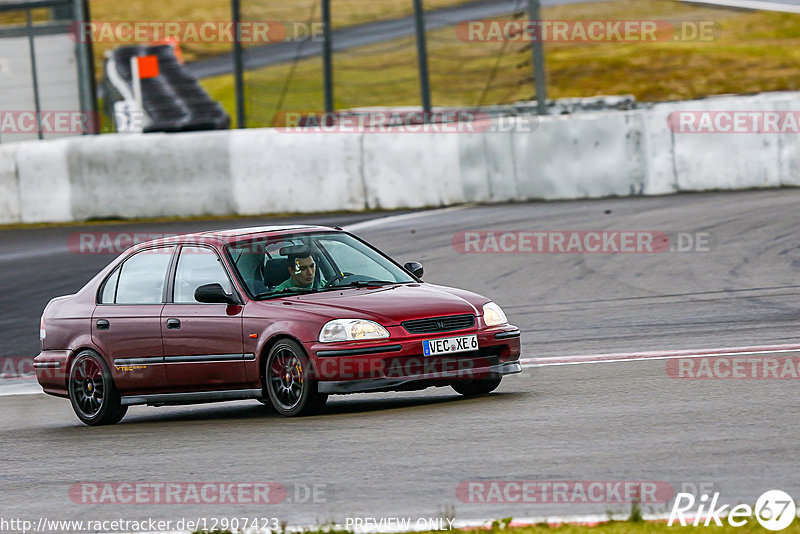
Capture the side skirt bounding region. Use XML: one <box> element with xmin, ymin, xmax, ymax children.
<box><xmin>120</xmin><ymin>389</ymin><xmax>263</xmax><ymax>407</ymax></box>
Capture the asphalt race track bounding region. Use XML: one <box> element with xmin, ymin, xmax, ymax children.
<box><xmin>0</xmin><ymin>189</ymin><xmax>798</xmax><ymax>527</ymax></box>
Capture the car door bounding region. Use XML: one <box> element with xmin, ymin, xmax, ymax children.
<box><xmin>161</xmin><ymin>245</ymin><xmax>247</xmax><ymax>390</ymax></box>
<box><xmin>92</xmin><ymin>246</ymin><xmax>174</xmax><ymax>393</ymax></box>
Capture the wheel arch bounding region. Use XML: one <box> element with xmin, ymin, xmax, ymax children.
<box><xmin>65</xmin><ymin>346</ymin><xmax>108</xmax><ymax>384</ymax></box>
<box><xmin>258</xmin><ymin>334</ymin><xmax>307</xmax><ymax>388</ymax></box>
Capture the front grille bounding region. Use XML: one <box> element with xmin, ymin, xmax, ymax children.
<box><xmin>402</xmin><ymin>314</ymin><xmax>475</xmax><ymax>334</ymax></box>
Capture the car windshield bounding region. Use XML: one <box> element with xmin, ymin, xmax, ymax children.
<box><xmin>226</xmin><ymin>231</ymin><xmax>416</xmax><ymax>299</ymax></box>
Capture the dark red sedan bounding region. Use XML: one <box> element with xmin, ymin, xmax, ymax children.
<box><xmin>35</xmin><ymin>226</ymin><xmax>522</xmax><ymax>425</ymax></box>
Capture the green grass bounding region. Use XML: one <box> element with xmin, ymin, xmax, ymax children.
<box><xmin>0</xmin><ymin>0</ymin><xmax>479</xmax><ymax>77</ymax></box>
<box><xmin>470</xmin><ymin>521</ymin><xmax>800</xmax><ymax>534</ymax></box>
<box><xmin>198</xmin><ymin>0</ymin><xmax>800</xmax><ymax>127</ymax></box>
<box><xmin>85</xmin><ymin>0</ymin><xmax>478</xmax><ymax>68</ymax></box>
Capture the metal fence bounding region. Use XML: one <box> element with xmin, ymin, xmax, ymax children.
<box><xmin>233</xmin><ymin>0</ymin><xmax>546</xmax><ymax>128</ymax></box>
<box><xmin>0</xmin><ymin>0</ymin><xmax>546</xmax><ymax>138</ymax></box>
<box><xmin>0</xmin><ymin>0</ymin><xmax>96</xmax><ymax>143</ymax></box>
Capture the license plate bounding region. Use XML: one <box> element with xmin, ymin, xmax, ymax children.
<box><xmin>423</xmin><ymin>335</ymin><xmax>478</xmax><ymax>356</ymax></box>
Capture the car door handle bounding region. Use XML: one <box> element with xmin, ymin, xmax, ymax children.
<box><xmin>166</xmin><ymin>318</ymin><xmax>181</xmax><ymax>330</ymax></box>
<box><xmin>96</xmin><ymin>319</ymin><xmax>110</xmax><ymax>330</ymax></box>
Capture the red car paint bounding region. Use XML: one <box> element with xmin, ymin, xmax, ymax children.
<box><xmin>35</xmin><ymin>226</ymin><xmax>522</xmax><ymax>415</ymax></box>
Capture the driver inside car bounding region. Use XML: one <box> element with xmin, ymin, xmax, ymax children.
<box><xmin>275</xmin><ymin>251</ymin><xmax>320</xmax><ymax>291</ymax></box>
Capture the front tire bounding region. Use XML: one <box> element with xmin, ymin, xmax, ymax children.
<box><xmin>264</xmin><ymin>339</ymin><xmax>327</xmax><ymax>417</ymax></box>
<box><xmin>68</xmin><ymin>351</ymin><xmax>127</xmax><ymax>426</ymax></box>
<box><xmin>451</xmin><ymin>377</ymin><xmax>502</xmax><ymax>396</ymax></box>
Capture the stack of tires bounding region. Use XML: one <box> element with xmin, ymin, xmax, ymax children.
<box><xmin>102</xmin><ymin>44</ymin><xmax>230</xmax><ymax>133</ymax></box>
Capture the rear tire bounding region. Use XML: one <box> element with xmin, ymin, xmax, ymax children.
<box><xmin>68</xmin><ymin>350</ymin><xmax>127</xmax><ymax>426</ymax></box>
<box><xmin>451</xmin><ymin>377</ymin><xmax>502</xmax><ymax>396</ymax></box>
<box><xmin>264</xmin><ymin>339</ymin><xmax>327</xmax><ymax>417</ymax></box>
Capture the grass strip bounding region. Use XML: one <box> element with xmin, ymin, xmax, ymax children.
<box><xmin>198</xmin><ymin>0</ymin><xmax>800</xmax><ymax>127</ymax></box>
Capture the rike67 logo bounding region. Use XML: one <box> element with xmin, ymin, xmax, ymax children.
<box><xmin>669</xmin><ymin>490</ymin><xmax>796</xmax><ymax>531</ymax></box>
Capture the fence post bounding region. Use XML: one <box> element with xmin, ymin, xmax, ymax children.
<box><xmin>321</xmin><ymin>0</ymin><xmax>334</xmax><ymax>119</ymax></box>
<box><xmin>25</xmin><ymin>10</ymin><xmax>43</xmax><ymax>139</ymax></box>
<box><xmin>527</xmin><ymin>0</ymin><xmax>548</xmax><ymax>114</ymax></box>
<box><xmin>232</xmin><ymin>0</ymin><xmax>246</xmax><ymax>128</ymax></box>
<box><xmin>72</xmin><ymin>0</ymin><xmax>98</xmax><ymax>132</ymax></box>
<box><xmin>412</xmin><ymin>0</ymin><xmax>432</xmax><ymax>120</ymax></box>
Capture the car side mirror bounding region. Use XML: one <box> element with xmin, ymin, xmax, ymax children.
<box><xmin>195</xmin><ymin>283</ymin><xmax>238</xmax><ymax>305</ymax></box>
<box><xmin>404</xmin><ymin>261</ymin><xmax>424</xmax><ymax>279</ymax></box>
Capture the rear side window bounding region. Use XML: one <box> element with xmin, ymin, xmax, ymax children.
<box><xmin>106</xmin><ymin>247</ymin><xmax>174</xmax><ymax>304</ymax></box>
<box><xmin>100</xmin><ymin>268</ymin><xmax>120</xmax><ymax>304</ymax></box>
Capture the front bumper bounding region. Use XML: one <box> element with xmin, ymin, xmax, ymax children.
<box><xmin>307</xmin><ymin>325</ymin><xmax>521</xmax><ymax>384</ymax></box>
<box><xmin>318</xmin><ymin>360</ymin><xmax>522</xmax><ymax>394</ymax></box>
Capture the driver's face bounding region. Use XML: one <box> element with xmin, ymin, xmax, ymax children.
<box><xmin>289</xmin><ymin>256</ymin><xmax>316</xmax><ymax>287</ymax></box>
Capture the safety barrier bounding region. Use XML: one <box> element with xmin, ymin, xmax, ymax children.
<box><xmin>1</xmin><ymin>91</ymin><xmax>799</xmax><ymax>224</ymax></box>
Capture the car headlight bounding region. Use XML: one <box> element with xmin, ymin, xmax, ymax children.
<box><xmin>319</xmin><ymin>319</ymin><xmax>390</xmax><ymax>343</ymax></box>
<box><xmin>483</xmin><ymin>302</ymin><xmax>508</xmax><ymax>326</ymax></box>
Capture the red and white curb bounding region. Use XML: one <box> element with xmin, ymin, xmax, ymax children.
<box><xmin>4</xmin><ymin>343</ymin><xmax>800</xmax><ymax>397</ymax></box>
<box><xmin>520</xmin><ymin>343</ymin><xmax>800</xmax><ymax>368</ymax></box>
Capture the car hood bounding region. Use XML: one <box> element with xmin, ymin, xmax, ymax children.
<box><xmin>254</xmin><ymin>283</ymin><xmax>490</xmax><ymax>325</ymax></box>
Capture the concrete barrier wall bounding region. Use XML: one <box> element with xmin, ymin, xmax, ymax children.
<box><xmin>0</xmin><ymin>145</ymin><xmax>21</xmax><ymax>225</ymax></box>
<box><xmin>643</xmin><ymin>92</ymin><xmax>800</xmax><ymax>194</ymax></box>
<box><xmin>2</xmin><ymin>91</ymin><xmax>800</xmax><ymax>224</ymax></box>
<box><xmin>67</xmin><ymin>131</ymin><xmax>235</xmax><ymax>220</ymax></box>
<box><xmin>511</xmin><ymin>111</ymin><xmax>646</xmax><ymax>201</ymax></box>
<box><xmin>17</xmin><ymin>139</ymin><xmax>73</xmax><ymax>223</ymax></box>
<box><xmin>230</xmin><ymin>129</ymin><xmax>366</xmax><ymax>215</ymax></box>
<box><xmin>362</xmin><ymin>133</ymin><xmax>465</xmax><ymax>209</ymax></box>
<box><xmin>457</xmin><ymin>128</ymin><xmax>519</xmax><ymax>203</ymax></box>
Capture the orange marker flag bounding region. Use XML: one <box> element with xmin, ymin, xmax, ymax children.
<box><xmin>136</xmin><ymin>55</ymin><xmax>160</xmax><ymax>79</ymax></box>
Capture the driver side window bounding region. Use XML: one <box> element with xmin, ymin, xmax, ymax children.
<box><xmin>173</xmin><ymin>246</ymin><xmax>232</xmax><ymax>304</ymax></box>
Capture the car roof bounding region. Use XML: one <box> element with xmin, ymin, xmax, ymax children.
<box><xmin>128</xmin><ymin>225</ymin><xmax>340</xmax><ymax>252</ymax></box>
<box><xmin>199</xmin><ymin>224</ymin><xmax>330</xmax><ymax>239</ymax></box>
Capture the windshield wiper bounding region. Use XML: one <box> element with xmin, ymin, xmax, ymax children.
<box><xmin>322</xmin><ymin>280</ymin><xmax>402</xmax><ymax>290</ymax></box>
<box><xmin>254</xmin><ymin>287</ymin><xmax>316</xmax><ymax>299</ymax></box>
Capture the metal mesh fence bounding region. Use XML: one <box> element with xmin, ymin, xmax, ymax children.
<box><xmin>0</xmin><ymin>0</ymin><xmax>96</xmax><ymax>143</ymax></box>
<box><xmin>239</xmin><ymin>0</ymin><xmax>536</xmax><ymax>128</ymax></box>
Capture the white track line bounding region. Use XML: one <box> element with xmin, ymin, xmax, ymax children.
<box><xmin>0</xmin><ymin>244</ymin><xmax>71</xmax><ymax>263</ymax></box>
<box><xmin>679</xmin><ymin>0</ymin><xmax>800</xmax><ymax>13</ymax></box>
<box><xmin>521</xmin><ymin>343</ymin><xmax>800</xmax><ymax>368</ymax></box>
<box><xmin>4</xmin><ymin>344</ymin><xmax>800</xmax><ymax>397</ymax></box>
<box><xmin>344</xmin><ymin>206</ymin><xmax>468</xmax><ymax>232</ymax></box>
<box><xmin>0</xmin><ymin>207</ymin><xmax>469</xmax><ymax>264</ymax></box>
<box><xmin>0</xmin><ymin>380</ymin><xmax>43</xmax><ymax>396</ymax></box>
